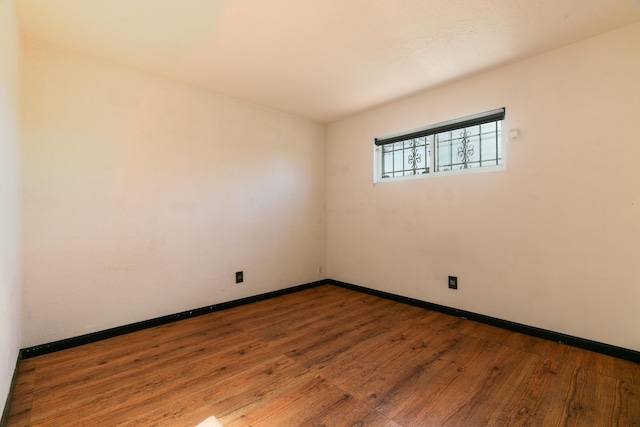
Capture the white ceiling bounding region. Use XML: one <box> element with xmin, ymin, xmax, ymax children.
<box><xmin>16</xmin><ymin>0</ymin><xmax>640</xmax><ymax>123</ymax></box>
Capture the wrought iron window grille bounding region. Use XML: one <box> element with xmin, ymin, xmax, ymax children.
<box><xmin>375</xmin><ymin>108</ymin><xmax>505</xmax><ymax>180</ymax></box>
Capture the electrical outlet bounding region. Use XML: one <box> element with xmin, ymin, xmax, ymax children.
<box><xmin>448</xmin><ymin>276</ymin><xmax>458</xmax><ymax>290</ymax></box>
<box><xmin>236</xmin><ymin>271</ymin><xmax>243</xmax><ymax>283</ymax></box>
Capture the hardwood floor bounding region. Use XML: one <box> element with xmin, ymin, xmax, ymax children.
<box><xmin>7</xmin><ymin>285</ymin><xmax>640</xmax><ymax>426</ymax></box>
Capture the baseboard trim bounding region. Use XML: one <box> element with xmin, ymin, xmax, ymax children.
<box><xmin>20</xmin><ymin>278</ymin><xmax>640</xmax><ymax>364</ymax></box>
<box><xmin>21</xmin><ymin>280</ymin><xmax>326</xmax><ymax>359</ymax></box>
<box><xmin>327</xmin><ymin>279</ymin><xmax>640</xmax><ymax>364</ymax></box>
<box><xmin>1</xmin><ymin>351</ymin><xmax>22</xmax><ymax>427</ymax></box>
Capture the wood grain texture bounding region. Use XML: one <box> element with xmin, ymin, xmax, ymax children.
<box><xmin>7</xmin><ymin>285</ymin><xmax>640</xmax><ymax>426</ymax></box>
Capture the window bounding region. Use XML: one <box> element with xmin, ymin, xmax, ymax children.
<box><xmin>375</xmin><ymin>108</ymin><xmax>505</xmax><ymax>180</ymax></box>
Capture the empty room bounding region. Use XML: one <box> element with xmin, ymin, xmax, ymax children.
<box><xmin>2</xmin><ymin>0</ymin><xmax>640</xmax><ymax>425</ymax></box>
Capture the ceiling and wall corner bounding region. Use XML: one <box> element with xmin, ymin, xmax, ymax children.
<box><xmin>15</xmin><ymin>0</ymin><xmax>640</xmax><ymax>123</ymax></box>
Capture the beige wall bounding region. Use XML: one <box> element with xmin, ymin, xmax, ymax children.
<box><xmin>21</xmin><ymin>41</ymin><xmax>327</xmax><ymax>347</ymax></box>
<box><xmin>327</xmin><ymin>23</ymin><xmax>640</xmax><ymax>351</ymax></box>
<box><xmin>0</xmin><ymin>0</ymin><xmax>21</xmax><ymax>409</ymax></box>
<box><xmin>16</xmin><ymin>16</ymin><xmax>640</xmax><ymax>355</ymax></box>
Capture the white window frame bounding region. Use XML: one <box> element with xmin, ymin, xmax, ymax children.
<box><xmin>374</xmin><ymin>108</ymin><xmax>506</xmax><ymax>183</ymax></box>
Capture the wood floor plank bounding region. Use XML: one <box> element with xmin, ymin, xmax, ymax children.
<box><xmin>614</xmin><ymin>379</ymin><xmax>640</xmax><ymax>426</ymax></box>
<box><xmin>216</xmin><ymin>374</ymin><xmax>328</xmax><ymax>427</ymax></box>
<box><xmin>246</xmin><ymin>379</ymin><xmax>401</xmax><ymax>427</ymax></box>
<box><xmin>88</xmin><ymin>355</ymin><xmax>302</xmax><ymax>427</ymax></box>
<box><xmin>6</xmin><ymin>359</ymin><xmax>37</xmax><ymax>425</ymax></box>
<box><xmin>304</xmin><ymin>309</ymin><xmax>444</xmax><ymax>381</ymax></box>
<box><xmin>29</xmin><ymin>338</ymin><xmax>273</xmax><ymax>426</ymax></box>
<box><xmin>27</xmin><ymin>327</ymin><xmax>265</xmax><ymax>422</ymax></box>
<box><xmin>493</xmin><ymin>357</ymin><xmax>564</xmax><ymax>426</ymax></box>
<box><xmin>31</xmin><ymin>320</ymin><xmax>246</xmax><ymax>393</ymax></box>
<box><xmin>6</xmin><ymin>285</ymin><xmax>639</xmax><ymax>426</ymax></box>
<box><xmin>416</xmin><ymin>344</ymin><xmax>539</xmax><ymax>426</ymax></box>
<box><xmin>557</xmin><ymin>367</ymin><xmax>639</xmax><ymax>426</ymax></box>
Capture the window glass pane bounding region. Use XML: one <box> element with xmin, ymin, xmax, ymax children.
<box><xmin>436</xmin><ymin>134</ymin><xmax>451</xmax><ymax>171</ymax></box>
<box><xmin>421</xmin><ymin>141</ymin><xmax>430</xmax><ymax>174</ymax></box>
<box><xmin>480</xmin><ymin>133</ymin><xmax>497</xmax><ymax>162</ymax></box>
<box><xmin>496</xmin><ymin>123</ymin><xmax>502</xmax><ymax>161</ymax></box>
<box><xmin>394</xmin><ymin>149</ymin><xmax>403</xmax><ymax>172</ymax></box>
<box><xmin>402</xmin><ymin>150</ymin><xmax>411</xmax><ymax>174</ymax></box>
<box><xmin>438</xmin><ymin>131</ymin><xmax>452</xmax><ymax>144</ymax></box>
<box><xmin>382</xmin><ymin>151</ymin><xmax>393</xmax><ymax>175</ymax></box>
<box><xmin>450</xmin><ymin>136</ymin><xmax>463</xmax><ymax>168</ymax></box>
<box><xmin>378</xmin><ymin>137</ymin><xmax>432</xmax><ymax>177</ymax></box>
<box><xmin>481</xmin><ymin>122</ymin><xmax>497</xmax><ymax>133</ymax></box>
<box><xmin>465</xmin><ymin>125</ymin><xmax>480</xmax><ymax>137</ymax></box>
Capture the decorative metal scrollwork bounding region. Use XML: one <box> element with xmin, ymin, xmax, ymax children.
<box><xmin>407</xmin><ymin>139</ymin><xmax>422</xmax><ymax>175</ymax></box>
<box><xmin>457</xmin><ymin>130</ymin><xmax>474</xmax><ymax>169</ymax></box>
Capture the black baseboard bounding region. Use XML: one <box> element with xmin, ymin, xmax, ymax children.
<box><xmin>327</xmin><ymin>279</ymin><xmax>640</xmax><ymax>364</ymax></box>
<box><xmin>19</xmin><ymin>278</ymin><xmax>640</xmax><ymax>364</ymax></box>
<box><xmin>21</xmin><ymin>280</ymin><xmax>326</xmax><ymax>359</ymax></box>
<box><xmin>1</xmin><ymin>351</ymin><xmax>22</xmax><ymax>427</ymax></box>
